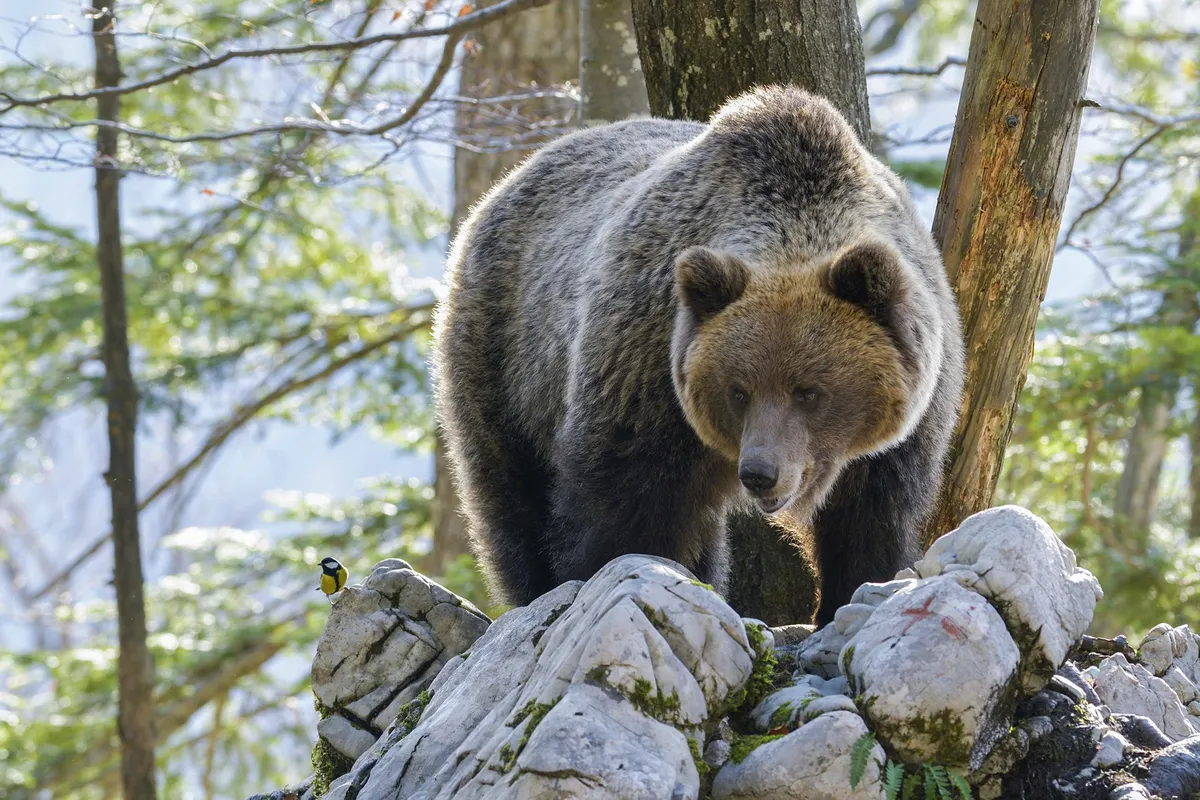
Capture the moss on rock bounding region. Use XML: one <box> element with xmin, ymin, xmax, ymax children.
<box><xmin>728</xmin><ymin>732</ymin><xmax>784</xmax><ymax>764</ymax></box>
<box><xmin>311</xmin><ymin>736</ymin><xmax>355</xmax><ymax>798</ymax></box>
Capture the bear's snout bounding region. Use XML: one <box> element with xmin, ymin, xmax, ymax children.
<box><xmin>738</xmin><ymin>458</ymin><xmax>778</xmax><ymax>493</ymax></box>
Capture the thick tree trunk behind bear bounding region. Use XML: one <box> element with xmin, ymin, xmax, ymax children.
<box><xmin>631</xmin><ymin>0</ymin><xmax>869</xmax><ymax>625</ymax></box>
<box><xmin>432</xmin><ymin>0</ymin><xmax>581</xmax><ymax>575</ymax></box>
<box><xmin>630</xmin><ymin>0</ymin><xmax>870</xmax><ymax>144</ymax></box>
<box><xmin>922</xmin><ymin>0</ymin><xmax>1101</xmax><ymax>547</ymax></box>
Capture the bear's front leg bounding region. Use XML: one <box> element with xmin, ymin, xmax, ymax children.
<box><xmin>547</xmin><ymin>417</ymin><xmax>728</xmax><ymax>587</ymax></box>
<box><xmin>810</xmin><ymin>430</ymin><xmax>940</xmax><ymax>626</ymax></box>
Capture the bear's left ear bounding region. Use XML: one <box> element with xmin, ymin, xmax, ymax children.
<box><xmin>675</xmin><ymin>246</ymin><xmax>750</xmax><ymax>322</ymax></box>
<box><xmin>824</xmin><ymin>242</ymin><xmax>908</xmax><ymax>325</ymax></box>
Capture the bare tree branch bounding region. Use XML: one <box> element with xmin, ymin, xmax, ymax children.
<box><xmin>0</xmin><ymin>0</ymin><xmax>553</xmax><ymax>116</ymax></box>
<box><xmin>866</xmin><ymin>56</ymin><xmax>967</xmax><ymax>77</ymax></box>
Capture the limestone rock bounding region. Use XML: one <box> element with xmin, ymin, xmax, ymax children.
<box><xmin>1138</xmin><ymin>623</ymin><xmax>1196</xmax><ymax>676</ymax></box>
<box><xmin>332</xmin><ymin>555</ymin><xmax>761</xmax><ymax>800</ymax></box>
<box><xmin>310</xmin><ymin>558</ymin><xmax>491</xmax><ymax>760</ymax></box>
<box><xmin>711</xmin><ymin>711</ymin><xmax>885</xmax><ymax>800</ymax></box>
<box><xmin>749</xmin><ymin>674</ymin><xmax>851</xmax><ymax>732</ymax></box>
<box><xmin>1090</xmin><ymin>730</ymin><xmax>1128</xmax><ymax>768</ymax></box>
<box><xmin>793</xmin><ymin>624</ymin><xmax>847</xmax><ymax>679</ymax></box>
<box><xmin>844</xmin><ymin>575</ymin><xmax>1020</xmax><ymax>770</ymax></box>
<box><xmin>1140</xmin><ymin>733</ymin><xmax>1200</xmax><ymax>799</ymax></box>
<box><xmin>1093</xmin><ymin>653</ymin><xmax>1198</xmax><ymax>742</ymax></box>
<box><xmin>915</xmin><ymin>506</ymin><xmax>1102</xmax><ymax>693</ymax></box>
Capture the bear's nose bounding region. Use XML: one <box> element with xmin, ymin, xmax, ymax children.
<box><xmin>739</xmin><ymin>460</ymin><xmax>778</xmax><ymax>494</ymax></box>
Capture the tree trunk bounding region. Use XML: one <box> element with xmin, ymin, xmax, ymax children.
<box><xmin>432</xmin><ymin>0</ymin><xmax>580</xmax><ymax>575</ymax></box>
<box><xmin>1190</xmin><ymin>400</ymin><xmax>1200</xmax><ymax>540</ymax></box>
<box><xmin>923</xmin><ymin>0</ymin><xmax>1101</xmax><ymax>546</ymax></box>
<box><xmin>580</xmin><ymin>0</ymin><xmax>649</xmax><ymax>126</ymax></box>
<box><xmin>631</xmin><ymin>0</ymin><xmax>870</xmax><ymax>143</ymax></box>
<box><xmin>631</xmin><ymin>0</ymin><xmax>867</xmax><ymax>625</ymax></box>
<box><xmin>92</xmin><ymin>7</ymin><xmax>158</xmax><ymax>800</ymax></box>
<box><xmin>1115</xmin><ymin>386</ymin><xmax>1175</xmax><ymax>542</ymax></box>
<box><xmin>1116</xmin><ymin>183</ymin><xmax>1200</xmax><ymax>542</ymax></box>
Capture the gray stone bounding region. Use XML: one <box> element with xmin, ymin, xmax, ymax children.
<box><xmin>335</xmin><ymin>555</ymin><xmax>760</xmax><ymax>800</ymax></box>
<box><xmin>1058</xmin><ymin>662</ymin><xmax>1103</xmax><ymax>706</ymax></box>
<box><xmin>1109</xmin><ymin>785</ymin><xmax>1152</xmax><ymax>800</ymax></box>
<box><xmin>749</xmin><ymin>674</ymin><xmax>848</xmax><ymax>732</ymax></box>
<box><xmin>915</xmin><ymin>506</ymin><xmax>1102</xmax><ymax>694</ymax></box>
<box><xmin>310</xmin><ymin>558</ymin><xmax>491</xmax><ymax>759</ymax></box>
<box><xmin>1138</xmin><ymin>623</ymin><xmax>1192</xmax><ymax>676</ymax></box>
<box><xmin>1094</xmin><ymin>653</ymin><xmax>1199</xmax><ymax>742</ymax></box>
<box><xmin>1110</xmin><ymin>713</ymin><xmax>1173</xmax><ymax>750</ymax></box>
<box><xmin>1090</xmin><ymin>729</ymin><xmax>1128</xmax><ymax>768</ymax></box>
<box><xmin>317</xmin><ymin>715</ymin><xmax>381</xmax><ymax>763</ymax></box>
<box><xmin>705</xmin><ymin>739</ymin><xmax>732</xmax><ymax>770</ymax></box>
<box><xmin>1142</xmin><ymin>733</ymin><xmax>1200</xmax><ymax>799</ymax></box>
<box><xmin>712</xmin><ymin>711</ymin><xmax>885</xmax><ymax>800</ymax></box>
<box><xmin>1162</xmin><ymin>664</ymin><xmax>1198</xmax><ymax>705</ymax></box>
<box><xmin>793</xmin><ymin>623</ymin><xmax>847</xmax><ymax>679</ymax></box>
<box><xmin>844</xmin><ymin>575</ymin><xmax>1020</xmax><ymax>770</ymax></box>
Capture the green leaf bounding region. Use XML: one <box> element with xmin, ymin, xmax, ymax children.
<box><xmin>885</xmin><ymin>760</ymin><xmax>905</xmax><ymax>800</ymax></box>
<box><xmin>848</xmin><ymin>732</ymin><xmax>876</xmax><ymax>788</ymax></box>
<box><xmin>901</xmin><ymin>771</ymin><xmax>922</xmax><ymax>800</ymax></box>
<box><xmin>949</xmin><ymin>771</ymin><xmax>973</xmax><ymax>800</ymax></box>
<box><xmin>927</xmin><ymin>764</ymin><xmax>952</xmax><ymax>800</ymax></box>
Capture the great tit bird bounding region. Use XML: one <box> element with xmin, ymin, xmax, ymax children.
<box><xmin>318</xmin><ymin>557</ymin><xmax>348</xmax><ymax>604</ymax></box>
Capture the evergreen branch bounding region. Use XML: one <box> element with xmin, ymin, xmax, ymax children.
<box><xmin>28</xmin><ymin>303</ymin><xmax>434</xmax><ymax>602</ymax></box>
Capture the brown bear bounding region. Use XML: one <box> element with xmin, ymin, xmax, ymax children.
<box><xmin>433</xmin><ymin>85</ymin><xmax>965</xmax><ymax>625</ymax></box>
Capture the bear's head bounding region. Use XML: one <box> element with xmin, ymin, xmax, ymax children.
<box><xmin>670</xmin><ymin>242</ymin><xmax>924</xmax><ymax>518</ymax></box>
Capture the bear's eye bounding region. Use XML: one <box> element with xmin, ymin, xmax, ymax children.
<box><xmin>730</xmin><ymin>386</ymin><xmax>749</xmax><ymax>406</ymax></box>
<box><xmin>794</xmin><ymin>388</ymin><xmax>819</xmax><ymax>405</ymax></box>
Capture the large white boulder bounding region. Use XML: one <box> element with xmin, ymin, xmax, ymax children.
<box><xmin>915</xmin><ymin>506</ymin><xmax>1102</xmax><ymax>693</ymax></box>
<box><xmin>844</xmin><ymin>575</ymin><xmax>1020</xmax><ymax>770</ymax></box>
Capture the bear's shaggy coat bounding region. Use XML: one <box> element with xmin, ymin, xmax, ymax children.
<box><xmin>434</xmin><ymin>86</ymin><xmax>964</xmax><ymax>624</ymax></box>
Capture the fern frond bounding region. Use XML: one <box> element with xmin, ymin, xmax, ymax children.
<box><xmin>884</xmin><ymin>760</ymin><xmax>905</xmax><ymax>800</ymax></box>
<box><xmin>849</xmin><ymin>732</ymin><xmax>876</xmax><ymax>788</ymax></box>
<box><xmin>901</xmin><ymin>771</ymin><xmax>921</xmax><ymax>800</ymax></box>
<box><xmin>927</xmin><ymin>764</ymin><xmax>952</xmax><ymax>800</ymax></box>
<box><xmin>949</xmin><ymin>771</ymin><xmax>973</xmax><ymax>800</ymax></box>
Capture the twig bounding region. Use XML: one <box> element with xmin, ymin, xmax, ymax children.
<box><xmin>866</xmin><ymin>56</ymin><xmax>966</xmax><ymax>77</ymax></box>
<box><xmin>0</xmin><ymin>0</ymin><xmax>553</xmax><ymax>116</ymax></box>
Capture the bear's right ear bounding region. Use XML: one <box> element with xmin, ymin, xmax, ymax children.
<box><xmin>675</xmin><ymin>246</ymin><xmax>750</xmax><ymax>322</ymax></box>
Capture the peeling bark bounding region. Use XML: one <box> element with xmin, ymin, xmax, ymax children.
<box><xmin>924</xmin><ymin>0</ymin><xmax>1102</xmax><ymax>545</ymax></box>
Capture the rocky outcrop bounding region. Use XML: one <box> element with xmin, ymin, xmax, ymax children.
<box><xmin>311</xmin><ymin>558</ymin><xmax>491</xmax><ymax>762</ymax></box>
<box><xmin>245</xmin><ymin>506</ymin><xmax>1200</xmax><ymax>800</ymax></box>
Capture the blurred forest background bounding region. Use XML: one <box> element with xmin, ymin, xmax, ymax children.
<box><xmin>0</xmin><ymin>0</ymin><xmax>1198</xmax><ymax>796</ymax></box>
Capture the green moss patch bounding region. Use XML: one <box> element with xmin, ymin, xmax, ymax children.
<box><xmin>311</xmin><ymin>737</ymin><xmax>355</xmax><ymax>798</ymax></box>
<box><xmin>495</xmin><ymin>697</ymin><xmax>560</xmax><ymax>773</ymax></box>
<box><xmin>728</xmin><ymin>733</ymin><xmax>784</xmax><ymax>764</ymax></box>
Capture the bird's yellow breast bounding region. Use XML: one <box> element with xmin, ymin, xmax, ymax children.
<box><xmin>320</xmin><ymin>570</ymin><xmax>345</xmax><ymax>596</ymax></box>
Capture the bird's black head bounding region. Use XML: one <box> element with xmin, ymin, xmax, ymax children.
<box><xmin>320</xmin><ymin>557</ymin><xmax>342</xmax><ymax>572</ymax></box>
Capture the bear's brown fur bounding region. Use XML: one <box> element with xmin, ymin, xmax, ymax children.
<box><xmin>433</xmin><ymin>86</ymin><xmax>964</xmax><ymax>623</ymax></box>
